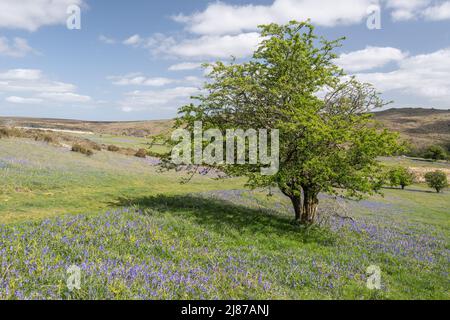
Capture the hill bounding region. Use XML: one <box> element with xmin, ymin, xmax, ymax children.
<box><xmin>373</xmin><ymin>108</ymin><xmax>450</xmax><ymax>150</ymax></box>
<box><xmin>1</xmin><ymin>108</ymin><xmax>449</xmax><ymax>150</ymax></box>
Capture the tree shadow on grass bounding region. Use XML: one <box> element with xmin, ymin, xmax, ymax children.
<box><xmin>110</xmin><ymin>194</ymin><xmax>337</xmax><ymax>245</ymax></box>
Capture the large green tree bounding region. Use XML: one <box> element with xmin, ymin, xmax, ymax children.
<box><xmin>173</xmin><ymin>21</ymin><xmax>400</xmax><ymax>225</ymax></box>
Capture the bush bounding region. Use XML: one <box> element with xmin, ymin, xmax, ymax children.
<box><xmin>424</xmin><ymin>171</ymin><xmax>448</xmax><ymax>193</ymax></box>
<box><xmin>35</xmin><ymin>134</ymin><xmax>55</xmax><ymax>144</ymax></box>
<box><xmin>387</xmin><ymin>167</ymin><xmax>415</xmax><ymax>190</ymax></box>
<box><xmin>71</xmin><ymin>144</ymin><xmax>94</xmax><ymax>156</ymax></box>
<box><xmin>91</xmin><ymin>143</ymin><xmax>102</xmax><ymax>151</ymax></box>
<box><xmin>107</xmin><ymin>145</ymin><xmax>120</xmax><ymax>152</ymax></box>
<box><xmin>423</xmin><ymin>145</ymin><xmax>448</xmax><ymax>161</ymax></box>
<box><xmin>0</xmin><ymin>128</ymin><xmax>10</xmax><ymax>138</ymax></box>
<box><xmin>135</xmin><ymin>149</ymin><xmax>147</xmax><ymax>158</ymax></box>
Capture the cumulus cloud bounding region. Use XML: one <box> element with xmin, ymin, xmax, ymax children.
<box><xmin>336</xmin><ymin>47</ymin><xmax>407</xmax><ymax>72</ymax></box>
<box><xmin>167</xmin><ymin>33</ymin><xmax>262</xmax><ymax>59</ymax></box>
<box><xmin>99</xmin><ymin>35</ymin><xmax>116</xmax><ymax>44</ymax></box>
<box><xmin>120</xmin><ymin>86</ymin><xmax>200</xmax><ymax>112</ymax></box>
<box><xmin>123</xmin><ymin>34</ymin><xmax>143</xmax><ymax>46</ymax></box>
<box><xmin>173</xmin><ymin>0</ymin><xmax>378</xmax><ymax>35</ymax></box>
<box><xmin>169</xmin><ymin>62</ymin><xmax>202</xmax><ymax>71</ymax></box>
<box><xmin>0</xmin><ymin>37</ymin><xmax>37</xmax><ymax>57</ymax></box>
<box><xmin>37</xmin><ymin>92</ymin><xmax>91</xmax><ymax>103</ymax></box>
<box><xmin>108</xmin><ymin>73</ymin><xmax>175</xmax><ymax>87</ymax></box>
<box><xmin>385</xmin><ymin>0</ymin><xmax>450</xmax><ymax>21</ymax></box>
<box><xmin>355</xmin><ymin>48</ymin><xmax>450</xmax><ymax>102</ymax></box>
<box><xmin>142</xmin><ymin>32</ymin><xmax>262</xmax><ymax>60</ymax></box>
<box><xmin>423</xmin><ymin>1</ymin><xmax>450</xmax><ymax>20</ymax></box>
<box><xmin>0</xmin><ymin>68</ymin><xmax>92</xmax><ymax>105</ymax></box>
<box><xmin>5</xmin><ymin>96</ymin><xmax>43</xmax><ymax>104</ymax></box>
<box><xmin>0</xmin><ymin>0</ymin><xmax>84</xmax><ymax>31</ymax></box>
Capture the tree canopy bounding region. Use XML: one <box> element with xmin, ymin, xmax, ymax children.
<box><xmin>173</xmin><ymin>21</ymin><xmax>401</xmax><ymax>225</ymax></box>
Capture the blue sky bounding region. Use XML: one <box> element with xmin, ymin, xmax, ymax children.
<box><xmin>0</xmin><ymin>0</ymin><xmax>449</xmax><ymax>120</ymax></box>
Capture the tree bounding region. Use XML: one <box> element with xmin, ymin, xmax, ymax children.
<box><xmin>424</xmin><ymin>145</ymin><xmax>447</xmax><ymax>161</ymax></box>
<box><xmin>425</xmin><ymin>171</ymin><xmax>448</xmax><ymax>193</ymax></box>
<box><xmin>387</xmin><ymin>167</ymin><xmax>415</xmax><ymax>190</ymax></box>
<box><xmin>173</xmin><ymin>21</ymin><xmax>400</xmax><ymax>225</ymax></box>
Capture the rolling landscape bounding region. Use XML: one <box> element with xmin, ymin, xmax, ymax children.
<box><xmin>1</xmin><ymin>0</ymin><xmax>449</xmax><ymax>305</ymax></box>
<box><xmin>0</xmin><ymin>108</ymin><xmax>449</xmax><ymax>299</ymax></box>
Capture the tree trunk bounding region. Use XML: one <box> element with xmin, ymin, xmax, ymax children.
<box><xmin>301</xmin><ymin>188</ymin><xmax>319</xmax><ymax>224</ymax></box>
<box><xmin>289</xmin><ymin>195</ymin><xmax>302</xmax><ymax>222</ymax></box>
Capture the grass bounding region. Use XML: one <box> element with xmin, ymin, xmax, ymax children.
<box><xmin>0</xmin><ymin>137</ymin><xmax>449</xmax><ymax>299</ymax></box>
<box><xmin>0</xmin><ymin>138</ymin><xmax>241</xmax><ymax>224</ymax></box>
<box><xmin>69</xmin><ymin>132</ymin><xmax>170</xmax><ymax>155</ymax></box>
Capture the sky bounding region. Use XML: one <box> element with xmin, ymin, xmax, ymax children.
<box><xmin>0</xmin><ymin>0</ymin><xmax>449</xmax><ymax>121</ymax></box>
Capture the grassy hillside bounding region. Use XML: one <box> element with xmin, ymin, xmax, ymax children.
<box><xmin>0</xmin><ymin>137</ymin><xmax>448</xmax><ymax>299</ymax></box>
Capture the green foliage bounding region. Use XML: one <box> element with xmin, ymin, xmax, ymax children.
<box><xmin>424</xmin><ymin>145</ymin><xmax>448</xmax><ymax>161</ymax></box>
<box><xmin>425</xmin><ymin>171</ymin><xmax>448</xmax><ymax>193</ymax></box>
<box><xmin>175</xmin><ymin>21</ymin><xmax>401</xmax><ymax>224</ymax></box>
<box><xmin>71</xmin><ymin>144</ymin><xmax>94</xmax><ymax>156</ymax></box>
<box><xmin>387</xmin><ymin>166</ymin><xmax>415</xmax><ymax>190</ymax></box>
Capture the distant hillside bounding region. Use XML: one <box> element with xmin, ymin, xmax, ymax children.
<box><xmin>1</xmin><ymin>108</ymin><xmax>449</xmax><ymax>150</ymax></box>
<box><xmin>0</xmin><ymin>117</ymin><xmax>174</xmax><ymax>137</ymax></box>
<box><xmin>373</xmin><ymin>108</ymin><xmax>450</xmax><ymax>150</ymax></box>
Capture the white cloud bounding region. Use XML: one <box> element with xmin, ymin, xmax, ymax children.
<box><xmin>423</xmin><ymin>1</ymin><xmax>450</xmax><ymax>20</ymax></box>
<box><xmin>336</xmin><ymin>46</ymin><xmax>407</xmax><ymax>72</ymax></box>
<box><xmin>0</xmin><ymin>69</ymin><xmax>42</xmax><ymax>80</ymax></box>
<box><xmin>0</xmin><ymin>37</ymin><xmax>37</xmax><ymax>57</ymax></box>
<box><xmin>0</xmin><ymin>0</ymin><xmax>84</xmax><ymax>31</ymax></box>
<box><xmin>37</xmin><ymin>92</ymin><xmax>91</xmax><ymax>103</ymax></box>
<box><xmin>386</xmin><ymin>0</ymin><xmax>431</xmax><ymax>21</ymax></box>
<box><xmin>355</xmin><ymin>48</ymin><xmax>450</xmax><ymax>102</ymax></box>
<box><xmin>173</xmin><ymin>33</ymin><xmax>261</xmax><ymax>59</ymax></box>
<box><xmin>99</xmin><ymin>35</ymin><xmax>116</xmax><ymax>44</ymax></box>
<box><xmin>120</xmin><ymin>86</ymin><xmax>199</xmax><ymax>112</ymax></box>
<box><xmin>123</xmin><ymin>34</ymin><xmax>143</xmax><ymax>46</ymax></box>
<box><xmin>385</xmin><ymin>0</ymin><xmax>450</xmax><ymax>21</ymax></box>
<box><xmin>0</xmin><ymin>68</ymin><xmax>92</xmax><ymax>105</ymax></box>
<box><xmin>108</xmin><ymin>73</ymin><xmax>175</xmax><ymax>87</ymax></box>
<box><xmin>173</xmin><ymin>0</ymin><xmax>378</xmax><ymax>35</ymax></box>
<box><xmin>169</xmin><ymin>62</ymin><xmax>202</xmax><ymax>71</ymax></box>
<box><xmin>5</xmin><ymin>96</ymin><xmax>43</xmax><ymax>104</ymax></box>
<box><xmin>146</xmin><ymin>32</ymin><xmax>262</xmax><ymax>59</ymax></box>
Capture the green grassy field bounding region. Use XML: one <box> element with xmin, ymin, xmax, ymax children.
<box><xmin>0</xmin><ymin>137</ymin><xmax>449</xmax><ymax>299</ymax></box>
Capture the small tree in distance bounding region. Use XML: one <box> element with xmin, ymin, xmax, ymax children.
<box><xmin>425</xmin><ymin>171</ymin><xmax>448</xmax><ymax>193</ymax></box>
<box><xmin>424</xmin><ymin>145</ymin><xmax>448</xmax><ymax>161</ymax></box>
<box><xmin>387</xmin><ymin>167</ymin><xmax>415</xmax><ymax>190</ymax></box>
<box><xmin>173</xmin><ymin>21</ymin><xmax>401</xmax><ymax>225</ymax></box>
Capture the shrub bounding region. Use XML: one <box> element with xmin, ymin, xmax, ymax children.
<box><xmin>423</xmin><ymin>145</ymin><xmax>448</xmax><ymax>161</ymax></box>
<box><xmin>387</xmin><ymin>166</ymin><xmax>415</xmax><ymax>190</ymax></box>
<box><xmin>0</xmin><ymin>128</ymin><xmax>10</xmax><ymax>138</ymax></box>
<box><xmin>35</xmin><ymin>134</ymin><xmax>55</xmax><ymax>144</ymax></box>
<box><xmin>424</xmin><ymin>171</ymin><xmax>448</xmax><ymax>193</ymax></box>
<box><xmin>135</xmin><ymin>149</ymin><xmax>147</xmax><ymax>158</ymax></box>
<box><xmin>107</xmin><ymin>145</ymin><xmax>120</xmax><ymax>152</ymax></box>
<box><xmin>91</xmin><ymin>143</ymin><xmax>102</xmax><ymax>151</ymax></box>
<box><xmin>71</xmin><ymin>144</ymin><xmax>94</xmax><ymax>156</ymax></box>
